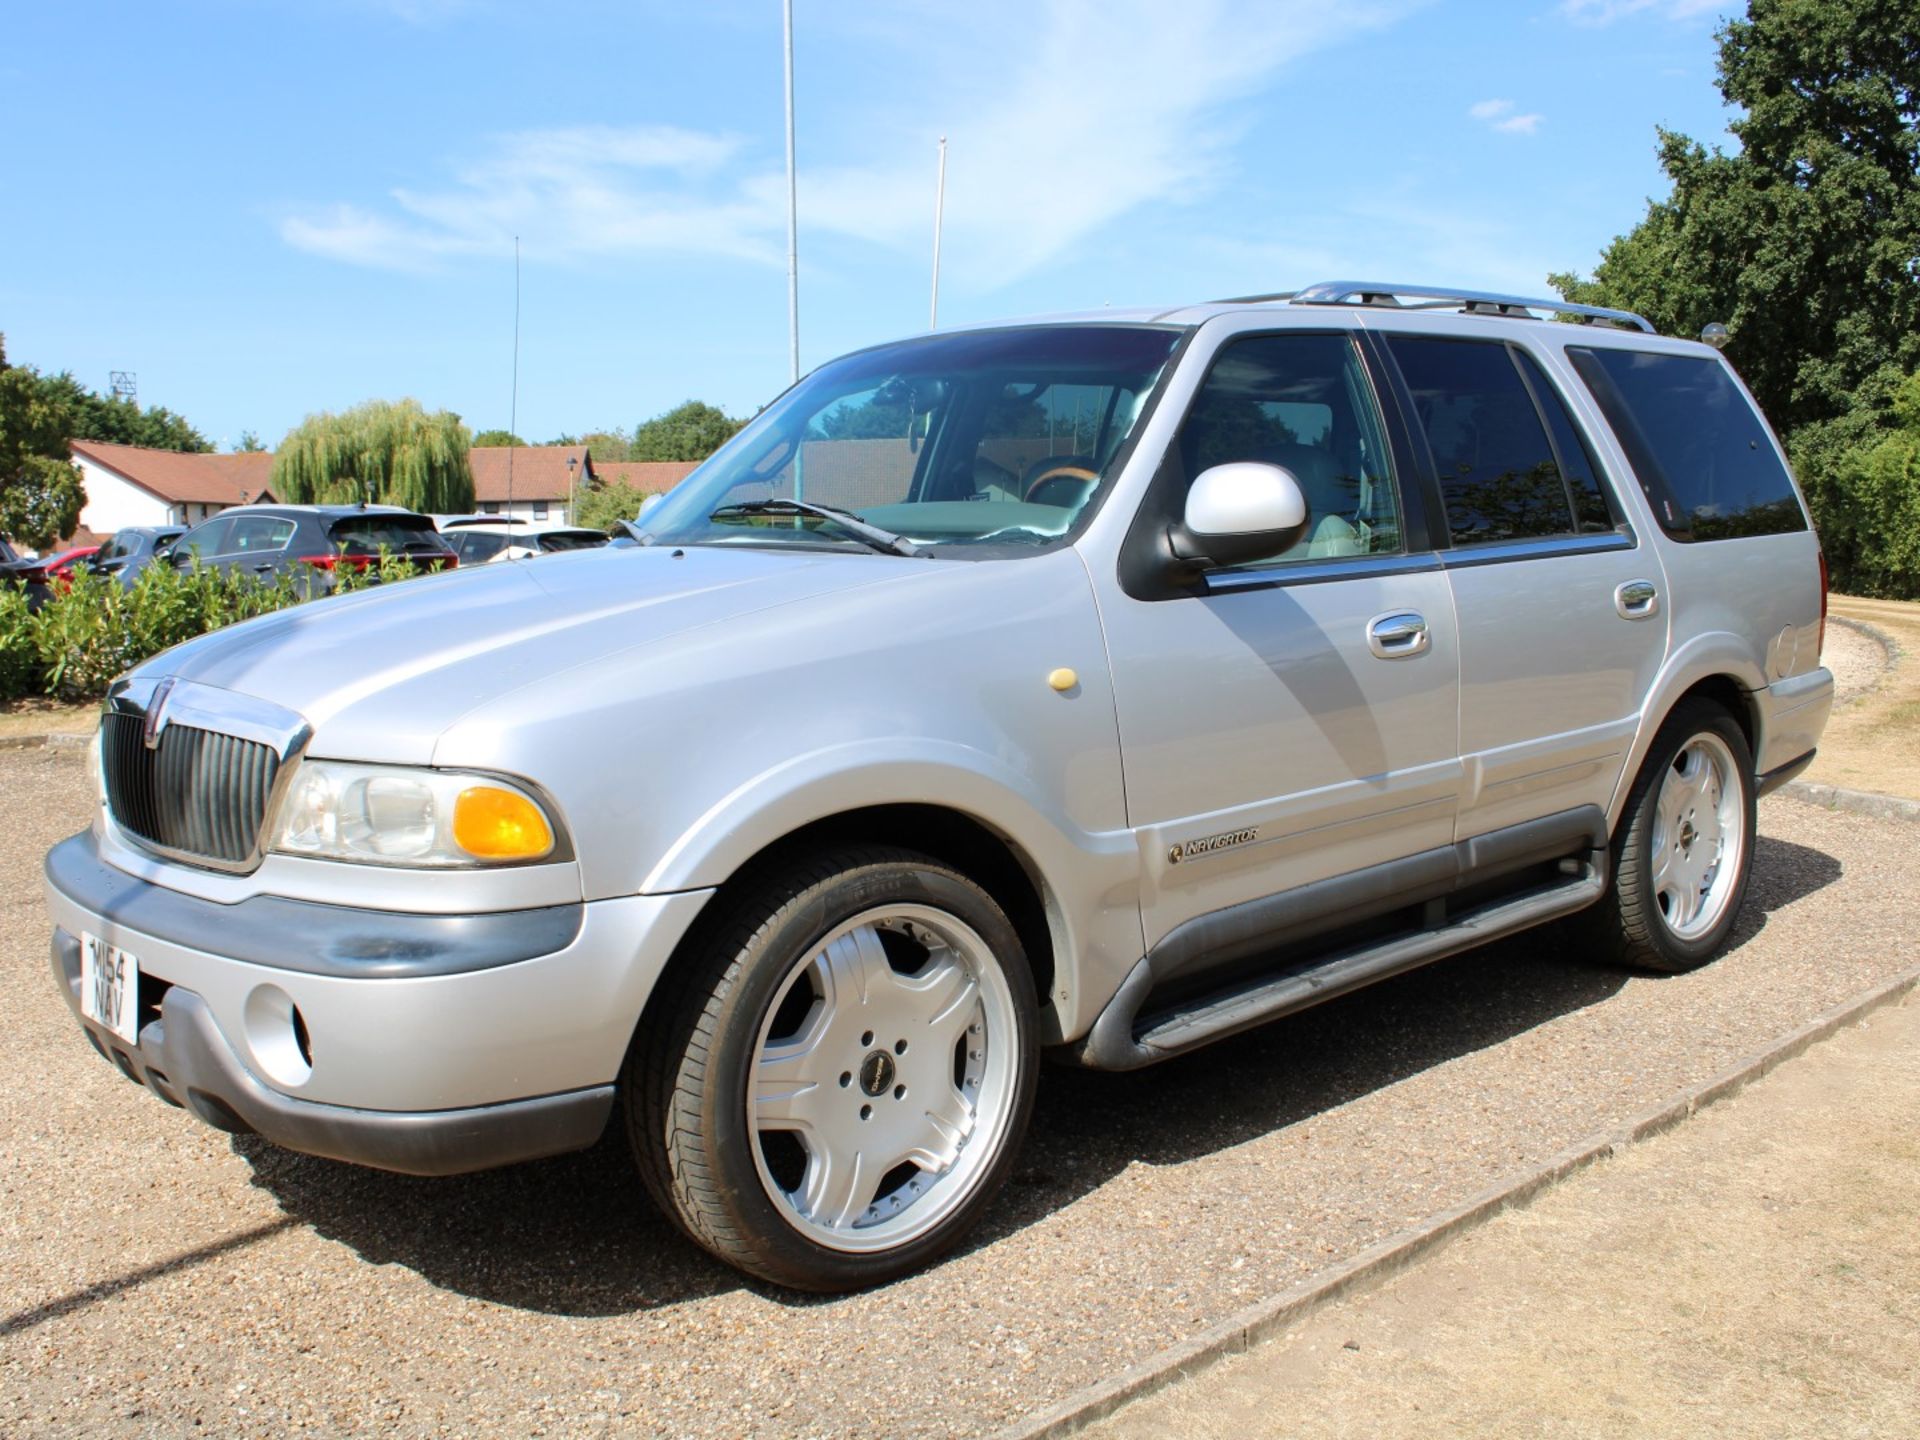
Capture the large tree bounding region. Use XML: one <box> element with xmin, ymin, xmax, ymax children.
<box><xmin>34</xmin><ymin>372</ymin><xmax>211</xmax><ymax>452</ymax></box>
<box><xmin>631</xmin><ymin>400</ymin><xmax>746</xmax><ymax>461</ymax></box>
<box><xmin>0</xmin><ymin>335</ymin><xmax>85</xmax><ymax>547</ymax></box>
<box><xmin>471</xmin><ymin>428</ymin><xmax>525</xmax><ymax>447</ymax></box>
<box><xmin>273</xmin><ymin>398</ymin><xmax>475</xmax><ymax>513</ymax></box>
<box><xmin>1553</xmin><ymin>0</ymin><xmax>1920</xmax><ymax>439</ymax></box>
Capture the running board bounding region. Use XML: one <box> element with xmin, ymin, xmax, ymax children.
<box><xmin>1068</xmin><ymin>866</ymin><xmax>1606</xmax><ymax>1071</ymax></box>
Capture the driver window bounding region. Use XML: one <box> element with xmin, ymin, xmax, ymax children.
<box><xmin>1177</xmin><ymin>334</ymin><xmax>1403</xmax><ymax>566</ymax></box>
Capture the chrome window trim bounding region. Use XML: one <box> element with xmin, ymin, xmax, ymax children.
<box><xmin>1437</xmin><ymin>529</ymin><xmax>1636</xmax><ymax>570</ymax></box>
<box><xmin>1202</xmin><ymin>550</ymin><xmax>1443</xmax><ymax>594</ymax></box>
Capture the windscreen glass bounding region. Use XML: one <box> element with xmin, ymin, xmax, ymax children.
<box><xmin>636</xmin><ymin>325</ymin><xmax>1182</xmax><ymax>554</ymax></box>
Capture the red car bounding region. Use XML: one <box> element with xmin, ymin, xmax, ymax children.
<box><xmin>32</xmin><ymin>545</ymin><xmax>102</xmax><ymax>591</ymax></box>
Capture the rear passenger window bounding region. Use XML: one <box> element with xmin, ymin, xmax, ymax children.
<box><xmin>1512</xmin><ymin>350</ymin><xmax>1615</xmax><ymax>533</ymax></box>
<box><xmin>1568</xmin><ymin>347</ymin><xmax>1806</xmax><ymax>540</ymax></box>
<box><xmin>1388</xmin><ymin>336</ymin><xmax>1579</xmax><ymax>546</ymax></box>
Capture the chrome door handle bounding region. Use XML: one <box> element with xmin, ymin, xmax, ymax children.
<box><xmin>1367</xmin><ymin>612</ymin><xmax>1430</xmax><ymax>659</ymax></box>
<box><xmin>1615</xmin><ymin>579</ymin><xmax>1659</xmax><ymax>620</ymax></box>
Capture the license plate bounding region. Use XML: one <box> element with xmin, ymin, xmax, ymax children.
<box><xmin>80</xmin><ymin>932</ymin><xmax>140</xmax><ymax>1044</ymax></box>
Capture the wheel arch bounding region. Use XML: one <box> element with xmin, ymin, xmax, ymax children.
<box><xmin>1608</xmin><ymin>635</ymin><xmax>1766</xmax><ymax>833</ymax></box>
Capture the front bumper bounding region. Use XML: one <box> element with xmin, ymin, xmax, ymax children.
<box><xmin>45</xmin><ymin>829</ymin><xmax>714</xmax><ymax>1174</ymax></box>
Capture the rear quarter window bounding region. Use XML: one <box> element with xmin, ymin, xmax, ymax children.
<box><xmin>1567</xmin><ymin>348</ymin><xmax>1806</xmax><ymax>541</ymax></box>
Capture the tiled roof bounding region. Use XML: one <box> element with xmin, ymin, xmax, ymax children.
<box><xmin>591</xmin><ymin>460</ymin><xmax>701</xmax><ymax>493</ymax></box>
<box><xmin>70</xmin><ymin>440</ymin><xmax>276</xmax><ymax>506</ymax></box>
<box><xmin>468</xmin><ymin>445</ymin><xmax>591</xmax><ymax>503</ymax></box>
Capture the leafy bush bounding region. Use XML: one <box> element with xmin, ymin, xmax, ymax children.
<box><xmin>575</xmin><ymin>478</ymin><xmax>662</xmax><ymax>533</ymax></box>
<box><xmin>3</xmin><ymin>548</ymin><xmax>435</xmax><ymax>703</ymax></box>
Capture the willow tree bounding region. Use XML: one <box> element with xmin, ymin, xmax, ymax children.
<box><xmin>272</xmin><ymin>399</ymin><xmax>474</xmax><ymax>513</ymax></box>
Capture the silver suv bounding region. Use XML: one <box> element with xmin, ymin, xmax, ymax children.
<box><xmin>45</xmin><ymin>282</ymin><xmax>1834</xmax><ymax>1291</ymax></box>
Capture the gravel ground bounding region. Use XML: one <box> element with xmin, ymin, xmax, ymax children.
<box><xmin>3</xmin><ymin>747</ymin><xmax>1917</xmax><ymax>1438</ymax></box>
<box><xmin>1089</xmin><ymin>994</ymin><xmax>1920</xmax><ymax>1439</ymax></box>
<box><xmin>1822</xmin><ymin>619</ymin><xmax>1885</xmax><ymax>706</ymax></box>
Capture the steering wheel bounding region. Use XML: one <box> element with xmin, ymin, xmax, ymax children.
<box><xmin>1021</xmin><ymin>458</ymin><xmax>1099</xmax><ymax>508</ymax></box>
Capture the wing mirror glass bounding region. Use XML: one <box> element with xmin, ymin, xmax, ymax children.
<box><xmin>1169</xmin><ymin>462</ymin><xmax>1310</xmax><ymax>569</ymax></box>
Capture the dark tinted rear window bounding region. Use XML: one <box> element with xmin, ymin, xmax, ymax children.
<box><xmin>539</xmin><ymin>532</ymin><xmax>608</xmax><ymax>552</ymax></box>
<box><xmin>1512</xmin><ymin>350</ymin><xmax>1615</xmax><ymax>533</ymax></box>
<box><xmin>1568</xmin><ymin>348</ymin><xmax>1805</xmax><ymax>540</ymax></box>
<box><xmin>1388</xmin><ymin>336</ymin><xmax>1577</xmax><ymax>546</ymax></box>
<box><xmin>327</xmin><ymin>516</ymin><xmax>451</xmax><ymax>555</ymax></box>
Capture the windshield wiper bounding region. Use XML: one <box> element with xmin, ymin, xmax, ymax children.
<box><xmin>707</xmin><ymin>500</ymin><xmax>923</xmax><ymax>557</ymax></box>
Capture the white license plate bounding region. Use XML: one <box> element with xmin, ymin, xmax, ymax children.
<box><xmin>80</xmin><ymin>932</ymin><xmax>141</xmax><ymax>1044</ymax></box>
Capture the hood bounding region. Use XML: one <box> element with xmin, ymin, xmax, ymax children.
<box><xmin>143</xmin><ymin>544</ymin><xmax>930</xmax><ymax>764</ymax></box>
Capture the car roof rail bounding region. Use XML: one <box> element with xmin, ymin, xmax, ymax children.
<box><xmin>1282</xmin><ymin>281</ymin><xmax>1656</xmax><ymax>333</ymax></box>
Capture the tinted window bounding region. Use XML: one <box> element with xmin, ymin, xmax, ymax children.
<box><xmin>1568</xmin><ymin>347</ymin><xmax>1805</xmax><ymax>540</ymax></box>
<box><xmin>327</xmin><ymin>516</ymin><xmax>451</xmax><ymax>555</ymax></box>
<box><xmin>1513</xmin><ymin>350</ymin><xmax>1615</xmax><ymax>533</ymax></box>
<box><xmin>1389</xmin><ymin>336</ymin><xmax>1576</xmax><ymax>546</ymax></box>
<box><xmin>224</xmin><ymin>515</ymin><xmax>296</xmax><ymax>553</ymax></box>
<box><xmin>174</xmin><ymin>517</ymin><xmax>232</xmax><ymax>560</ymax></box>
<box><xmin>1176</xmin><ymin>333</ymin><xmax>1402</xmax><ymax>565</ymax></box>
<box><xmin>538</xmin><ymin>531</ymin><xmax>608</xmax><ymax>552</ymax></box>
<box><xmin>452</xmin><ymin>531</ymin><xmax>509</xmax><ymax>562</ymax></box>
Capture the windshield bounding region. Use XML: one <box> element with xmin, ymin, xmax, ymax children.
<box><xmin>638</xmin><ymin>324</ymin><xmax>1182</xmax><ymax>555</ymax></box>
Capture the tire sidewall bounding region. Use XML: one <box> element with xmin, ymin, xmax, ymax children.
<box><xmin>696</xmin><ymin>858</ymin><xmax>1039</xmax><ymax>1290</ymax></box>
<box><xmin>1627</xmin><ymin>706</ymin><xmax>1757</xmax><ymax>968</ymax></box>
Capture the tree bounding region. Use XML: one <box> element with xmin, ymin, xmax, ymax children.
<box><xmin>273</xmin><ymin>399</ymin><xmax>475</xmax><ymax>513</ymax></box>
<box><xmin>0</xmin><ymin>335</ymin><xmax>86</xmax><ymax>548</ymax></box>
<box><xmin>1553</xmin><ymin>0</ymin><xmax>1920</xmax><ymax>593</ymax></box>
<box><xmin>33</xmin><ymin>372</ymin><xmax>210</xmax><ymax>452</ymax></box>
<box><xmin>631</xmin><ymin>400</ymin><xmax>745</xmax><ymax>461</ymax></box>
<box><xmin>472</xmin><ymin>428</ymin><xmax>526</xmax><ymax>447</ymax></box>
<box><xmin>1822</xmin><ymin>371</ymin><xmax>1920</xmax><ymax>596</ymax></box>
<box><xmin>575</xmin><ymin>478</ymin><xmax>663</xmax><ymax>533</ymax></box>
<box><xmin>234</xmin><ymin>430</ymin><xmax>266</xmax><ymax>453</ymax></box>
<box><xmin>578</xmin><ymin>428</ymin><xmax>634</xmax><ymax>461</ymax></box>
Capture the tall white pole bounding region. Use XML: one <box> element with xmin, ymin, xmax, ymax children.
<box><xmin>930</xmin><ymin>136</ymin><xmax>947</xmax><ymax>330</ymax></box>
<box><xmin>783</xmin><ymin>0</ymin><xmax>799</xmax><ymax>383</ymax></box>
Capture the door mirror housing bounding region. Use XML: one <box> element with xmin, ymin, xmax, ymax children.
<box><xmin>1169</xmin><ymin>462</ymin><xmax>1310</xmax><ymax>570</ymax></box>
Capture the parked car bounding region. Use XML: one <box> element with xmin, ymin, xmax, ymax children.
<box><xmin>162</xmin><ymin>503</ymin><xmax>456</xmax><ymax>593</ymax></box>
<box><xmin>88</xmin><ymin>525</ymin><xmax>187</xmax><ymax>589</ymax></box>
<box><xmin>45</xmin><ymin>281</ymin><xmax>1834</xmax><ymax>1293</ymax></box>
<box><xmin>33</xmin><ymin>545</ymin><xmax>102</xmax><ymax>591</ymax></box>
<box><xmin>0</xmin><ymin>535</ymin><xmax>57</xmax><ymax>609</ymax></box>
<box><xmin>438</xmin><ymin>517</ymin><xmax>610</xmax><ymax>564</ymax></box>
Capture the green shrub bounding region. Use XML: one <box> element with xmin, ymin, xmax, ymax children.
<box><xmin>2</xmin><ymin>547</ymin><xmax>439</xmax><ymax>704</ymax></box>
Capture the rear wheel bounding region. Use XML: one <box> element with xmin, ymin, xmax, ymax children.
<box><xmin>1589</xmin><ymin>700</ymin><xmax>1756</xmax><ymax>973</ymax></box>
<box><xmin>626</xmin><ymin>846</ymin><xmax>1039</xmax><ymax>1291</ymax></box>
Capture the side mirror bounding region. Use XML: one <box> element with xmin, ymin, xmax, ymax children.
<box><xmin>1169</xmin><ymin>462</ymin><xmax>1310</xmax><ymax>569</ymax></box>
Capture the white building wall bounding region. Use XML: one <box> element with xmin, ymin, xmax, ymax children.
<box><xmin>478</xmin><ymin>498</ymin><xmax>572</xmax><ymax>525</ymax></box>
<box><xmin>74</xmin><ymin>457</ymin><xmax>176</xmax><ymax>534</ymax></box>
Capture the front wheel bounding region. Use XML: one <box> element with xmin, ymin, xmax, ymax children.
<box><xmin>1589</xmin><ymin>700</ymin><xmax>1757</xmax><ymax>973</ymax></box>
<box><xmin>626</xmin><ymin>846</ymin><xmax>1039</xmax><ymax>1291</ymax></box>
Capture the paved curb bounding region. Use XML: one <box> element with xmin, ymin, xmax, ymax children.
<box><xmin>1779</xmin><ymin>780</ymin><xmax>1920</xmax><ymax>823</ymax></box>
<box><xmin>997</xmin><ymin>964</ymin><xmax>1920</xmax><ymax>1440</ymax></box>
<box><xmin>0</xmin><ymin>732</ymin><xmax>92</xmax><ymax>753</ymax></box>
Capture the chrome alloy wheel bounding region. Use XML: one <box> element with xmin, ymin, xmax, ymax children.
<box><xmin>1650</xmin><ymin>731</ymin><xmax>1745</xmax><ymax>941</ymax></box>
<box><xmin>748</xmin><ymin>904</ymin><xmax>1020</xmax><ymax>1253</ymax></box>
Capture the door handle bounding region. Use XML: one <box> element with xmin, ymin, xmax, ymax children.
<box><xmin>1615</xmin><ymin>579</ymin><xmax>1659</xmax><ymax>619</ymax></box>
<box><xmin>251</xmin><ymin>562</ymin><xmax>276</xmax><ymax>573</ymax></box>
<box><xmin>1367</xmin><ymin>612</ymin><xmax>1430</xmax><ymax>659</ymax></box>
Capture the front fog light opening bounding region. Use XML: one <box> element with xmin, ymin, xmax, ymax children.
<box><xmin>244</xmin><ymin>984</ymin><xmax>313</xmax><ymax>1088</ymax></box>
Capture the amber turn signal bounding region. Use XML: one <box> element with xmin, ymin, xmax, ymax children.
<box><xmin>452</xmin><ymin>785</ymin><xmax>555</xmax><ymax>860</ymax></box>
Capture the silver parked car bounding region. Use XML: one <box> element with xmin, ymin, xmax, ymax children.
<box><xmin>45</xmin><ymin>282</ymin><xmax>1834</xmax><ymax>1291</ymax></box>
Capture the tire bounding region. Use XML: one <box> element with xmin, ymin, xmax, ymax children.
<box><xmin>1588</xmin><ymin>699</ymin><xmax>1757</xmax><ymax>973</ymax></box>
<box><xmin>625</xmin><ymin>845</ymin><xmax>1040</xmax><ymax>1292</ymax></box>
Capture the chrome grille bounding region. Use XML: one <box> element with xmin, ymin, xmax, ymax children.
<box><xmin>101</xmin><ymin>712</ymin><xmax>282</xmax><ymax>867</ymax></box>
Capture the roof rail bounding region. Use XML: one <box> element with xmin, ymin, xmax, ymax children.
<box><xmin>1286</xmin><ymin>281</ymin><xmax>1655</xmax><ymax>334</ymax></box>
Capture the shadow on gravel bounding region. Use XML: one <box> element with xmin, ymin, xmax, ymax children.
<box><xmin>235</xmin><ymin>832</ymin><xmax>1843</xmax><ymax>1318</ymax></box>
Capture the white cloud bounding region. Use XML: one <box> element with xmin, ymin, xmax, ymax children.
<box><xmin>282</xmin><ymin>0</ymin><xmax>1417</xmax><ymax>284</ymax></box>
<box><xmin>1559</xmin><ymin>0</ymin><xmax>1723</xmax><ymax>26</ymax></box>
<box><xmin>1468</xmin><ymin>98</ymin><xmax>1543</xmax><ymax>135</ymax></box>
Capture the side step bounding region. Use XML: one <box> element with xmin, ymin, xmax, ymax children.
<box><xmin>1069</xmin><ymin>865</ymin><xmax>1606</xmax><ymax>1071</ymax></box>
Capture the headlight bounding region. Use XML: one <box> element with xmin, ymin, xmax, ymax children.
<box><xmin>268</xmin><ymin>760</ymin><xmax>561</xmax><ymax>867</ymax></box>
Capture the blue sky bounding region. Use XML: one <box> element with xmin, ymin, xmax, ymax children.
<box><xmin>1</xmin><ymin>0</ymin><xmax>1736</xmax><ymax>451</ymax></box>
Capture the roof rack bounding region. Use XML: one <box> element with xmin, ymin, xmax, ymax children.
<box><xmin>1283</xmin><ymin>281</ymin><xmax>1655</xmax><ymax>334</ymax></box>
